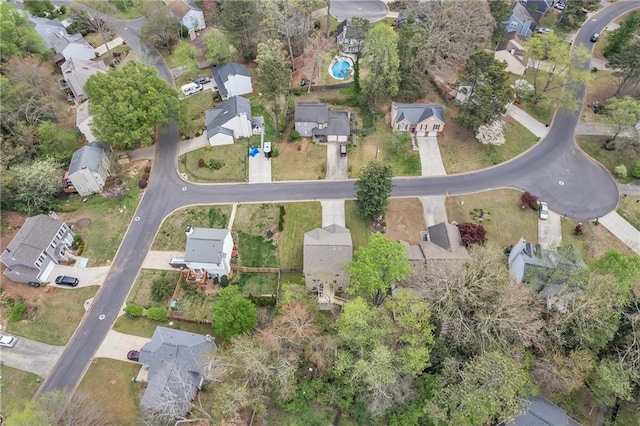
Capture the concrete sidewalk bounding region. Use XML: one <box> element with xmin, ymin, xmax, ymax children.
<box><xmin>600</xmin><ymin>211</ymin><xmax>640</xmax><ymax>255</ymax></box>
<box><xmin>128</xmin><ymin>134</ymin><xmax>209</xmax><ymax>162</ymax></box>
<box><xmin>506</xmin><ymin>104</ymin><xmax>550</xmax><ymax>139</ymax></box>
<box><xmin>619</xmin><ymin>181</ymin><xmax>640</xmax><ymax>196</ymax></box>
<box><xmin>575</xmin><ymin>121</ymin><xmax>637</xmax><ymax>138</ymax></box>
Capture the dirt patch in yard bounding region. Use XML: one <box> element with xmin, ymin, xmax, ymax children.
<box><xmin>383</xmin><ymin>198</ymin><xmax>426</xmax><ymax>244</ymax></box>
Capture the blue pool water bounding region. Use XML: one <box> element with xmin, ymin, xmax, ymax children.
<box><xmin>331</xmin><ymin>60</ymin><xmax>352</xmax><ymax>79</ymax></box>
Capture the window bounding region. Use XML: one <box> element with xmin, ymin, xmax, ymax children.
<box><xmin>433</xmin><ymin>124</ymin><xmax>440</xmax><ymax>130</ymax></box>
<box><xmin>420</xmin><ymin>124</ymin><xmax>427</xmax><ymax>130</ymax></box>
<box><xmin>398</xmin><ymin>123</ymin><xmax>408</xmax><ymax>131</ymax></box>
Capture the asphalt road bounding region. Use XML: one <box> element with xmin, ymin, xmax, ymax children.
<box><xmin>330</xmin><ymin>0</ymin><xmax>389</xmax><ymax>22</ymax></box>
<box><xmin>37</xmin><ymin>0</ymin><xmax>640</xmax><ymax>398</ymax></box>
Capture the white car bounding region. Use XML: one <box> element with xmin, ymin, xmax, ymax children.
<box><xmin>0</xmin><ymin>333</ymin><xmax>18</xmax><ymax>348</ymax></box>
<box><xmin>554</xmin><ymin>2</ymin><xmax>565</xmax><ymax>10</ymax></box>
<box><xmin>537</xmin><ymin>28</ymin><xmax>553</xmax><ymax>34</ymax></box>
<box><xmin>539</xmin><ymin>202</ymin><xmax>549</xmax><ymax>220</ymax></box>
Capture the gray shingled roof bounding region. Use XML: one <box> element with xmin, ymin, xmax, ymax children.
<box><xmin>507</xmin><ymin>396</ymin><xmax>582</xmax><ymax>426</ymax></box>
<box><xmin>61</xmin><ymin>57</ymin><xmax>107</xmax><ymax>100</ymax></box>
<box><xmin>336</xmin><ymin>19</ymin><xmax>364</xmax><ymax>40</ymax></box>
<box><xmin>68</xmin><ymin>142</ymin><xmax>110</xmax><ymax>174</ymax></box>
<box><xmin>139</xmin><ymin>327</ymin><xmax>216</xmax><ymax>415</ymax></box>
<box><xmin>205</xmin><ymin>96</ymin><xmax>251</xmax><ymax>139</ymax></box>
<box><xmin>184</xmin><ymin>227</ymin><xmax>230</xmax><ymax>264</ymax></box>
<box><xmin>317</xmin><ymin>110</ymin><xmax>351</xmax><ymax>136</ymax></box>
<box><xmin>211</xmin><ymin>63</ymin><xmax>251</xmax><ymax>98</ymax></box>
<box><xmin>0</xmin><ymin>214</ymin><xmax>64</xmax><ymax>265</ymax></box>
<box><xmin>428</xmin><ymin>222</ymin><xmax>461</xmax><ymax>252</ymax></box>
<box><xmin>512</xmin><ymin>2</ymin><xmax>536</xmax><ymax>24</ymax></box>
<box><xmin>303</xmin><ymin>224</ymin><xmax>352</xmax><ymax>274</ymax></box>
<box><xmin>49</xmin><ymin>32</ymin><xmax>92</xmax><ymax>55</ymax></box>
<box><xmin>295</xmin><ymin>103</ymin><xmax>329</xmax><ymax>123</ymax></box>
<box><xmin>393</xmin><ymin>103</ymin><xmax>445</xmax><ymax>124</ymax></box>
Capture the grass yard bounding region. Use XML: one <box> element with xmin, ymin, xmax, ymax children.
<box><xmin>560</xmin><ymin>214</ymin><xmax>637</xmax><ymax>260</ymax></box>
<box><xmin>233</xmin><ymin>273</ymin><xmax>279</xmax><ymax>296</ymax></box>
<box><xmin>237</xmin><ymin>231</ymin><xmax>278</xmax><ymax>267</ymax></box>
<box><xmin>77</xmin><ymin>359</ymin><xmax>142</xmax><ymax>426</ymax></box>
<box><xmin>58</xmin><ymin>171</ymin><xmax>142</xmax><ymax>266</ymax></box>
<box><xmin>181</xmin><ymin>90</ymin><xmax>216</xmax><ymax>138</ymax></box>
<box><xmin>251</xmin><ymin>100</ymin><xmax>276</xmax><ymax>141</ymax></box>
<box><xmin>0</xmin><ymin>365</ymin><xmax>43</xmax><ymax>419</ymax></box>
<box><xmin>272</xmin><ymin>141</ymin><xmax>327</xmax><ymax>181</ymax></box>
<box><xmin>126</xmin><ymin>269</ymin><xmax>180</xmax><ymax>309</ymax></box>
<box><xmin>582</xmin><ymin>70</ymin><xmax>617</xmax><ymax>123</ymax></box>
<box><xmin>74</xmin><ymin>0</ymin><xmax>162</xmax><ymax>19</ymax></box>
<box><xmin>279</xmin><ymin>202</ymin><xmax>322</xmax><ymax>267</ymax></box>
<box><xmin>279</xmin><ymin>271</ymin><xmax>304</xmax><ymax>286</ymax></box>
<box><xmin>6</xmin><ymin>286</ymin><xmax>98</xmax><ymax>346</ymax></box>
<box><xmin>178</xmin><ymin>143</ymin><xmax>248</xmax><ymax>183</ymax></box>
<box><xmin>618</xmin><ymin>196</ymin><xmax>640</xmax><ymax>231</ymax></box>
<box><xmin>508</xmin><ymin>71</ymin><xmax>561</xmax><ymax>124</ymax></box>
<box><xmin>345</xmin><ymin>200</ymin><xmax>371</xmax><ymax>250</ymax></box>
<box><xmin>233</xmin><ymin>204</ymin><xmax>280</xmax><ymax>266</ymax></box>
<box><xmin>113</xmin><ymin>315</ymin><xmax>214</xmax><ymax>338</ymax></box>
<box><xmin>445</xmin><ymin>189</ymin><xmax>538</xmax><ymax>250</ymax></box>
<box><xmin>577</xmin><ymin>136</ymin><xmax>640</xmax><ymax>183</ymax></box>
<box><xmin>173</xmin><ymin>284</ymin><xmax>216</xmax><ymax>322</ymax></box>
<box><xmin>153</xmin><ymin>205</ymin><xmax>232</xmax><ymax>250</ymax></box>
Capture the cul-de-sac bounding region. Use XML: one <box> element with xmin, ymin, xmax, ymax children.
<box><xmin>1</xmin><ymin>0</ymin><xmax>640</xmax><ymax>424</ymax></box>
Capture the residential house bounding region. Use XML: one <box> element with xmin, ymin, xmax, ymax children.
<box><xmin>49</xmin><ymin>31</ymin><xmax>96</xmax><ymax>61</ymax></box>
<box><xmin>304</xmin><ymin>224</ymin><xmax>353</xmax><ymax>310</ymax></box>
<box><xmin>523</xmin><ymin>0</ymin><xmax>553</xmax><ymax>14</ymax></box>
<box><xmin>29</xmin><ymin>17</ymin><xmax>67</xmax><ymax>50</ymax></box>
<box><xmin>505</xmin><ymin>395</ymin><xmax>581</xmax><ymax>426</ymax></box>
<box><xmin>508</xmin><ymin>237</ymin><xmax>585</xmax><ymax>288</ymax></box>
<box><xmin>139</xmin><ymin>327</ymin><xmax>215</xmax><ymax>417</ymax></box>
<box><xmin>204</xmin><ymin>96</ymin><xmax>255</xmax><ymax>146</ymax></box>
<box><xmin>336</xmin><ymin>19</ymin><xmax>366</xmax><ymax>54</ymax></box>
<box><xmin>60</xmin><ymin>57</ymin><xmax>108</xmax><ymax>103</ymax></box>
<box><xmin>183</xmin><ymin>225</ymin><xmax>234</xmax><ymax>279</ymax></box>
<box><xmin>494</xmin><ymin>32</ymin><xmax>528</xmax><ymax>76</ymax></box>
<box><xmin>401</xmin><ymin>222</ymin><xmax>470</xmax><ymax>270</ymax></box>
<box><xmin>211</xmin><ymin>63</ymin><xmax>253</xmax><ymax>100</ymax></box>
<box><xmin>64</xmin><ymin>142</ymin><xmax>114</xmax><ymax>196</ymax></box>
<box><xmin>395</xmin><ymin>11</ymin><xmax>427</xmax><ymax>28</ymax></box>
<box><xmin>166</xmin><ymin>0</ymin><xmax>206</xmax><ymax>31</ymax></box>
<box><xmin>390</xmin><ymin>102</ymin><xmax>445</xmax><ymax>136</ymax></box>
<box><xmin>76</xmin><ymin>101</ymin><xmax>96</xmax><ymax>142</ymax></box>
<box><xmin>294</xmin><ymin>103</ymin><xmax>351</xmax><ymax>142</ymax></box>
<box><xmin>504</xmin><ymin>2</ymin><xmax>542</xmax><ymax>38</ymax></box>
<box><xmin>0</xmin><ymin>212</ymin><xmax>74</xmax><ymax>284</ymax></box>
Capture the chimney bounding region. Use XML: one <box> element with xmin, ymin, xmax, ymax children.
<box><xmin>185</xmin><ymin>225</ymin><xmax>193</xmax><ymax>237</ymax></box>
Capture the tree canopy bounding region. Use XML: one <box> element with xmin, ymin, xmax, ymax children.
<box><xmin>7</xmin><ymin>158</ymin><xmax>63</xmax><ymax>215</ymax></box>
<box><xmin>139</xmin><ymin>9</ymin><xmax>183</xmax><ymax>52</ymax></box>
<box><xmin>354</xmin><ymin>160</ymin><xmax>393</xmax><ymax>221</ymax></box>
<box><xmin>255</xmin><ymin>39</ymin><xmax>290</xmax><ymax>138</ymax></box>
<box><xmin>362</xmin><ymin>23</ymin><xmax>400</xmax><ymax>107</ymax></box>
<box><xmin>211</xmin><ymin>285</ymin><xmax>258</xmax><ymax>338</ymax></box>
<box><xmin>0</xmin><ymin>2</ymin><xmax>46</xmax><ymax>62</ymax></box>
<box><xmin>85</xmin><ymin>63</ymin><xmax>185</xmax><ymax>149</ymax></box>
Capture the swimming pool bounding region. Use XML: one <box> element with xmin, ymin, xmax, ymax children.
<box><xmin>329</xmin><ymin>58</ymin><xmax>353</xmax><ymax>80</ymax></box>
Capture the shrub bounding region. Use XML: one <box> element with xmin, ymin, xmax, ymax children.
<box><xmin>293</xmin><ymin>88</ymin><xmax>302</xmax><ymax>96</ymax></box>
<box><xmin>273</xmin><ymin>148</ymin><xmax>280</xmax><ymax>158</ymax></box>
<box><xmin>220</xmin><ymin>275</ymin><xmax>229</xmax><ymax>287</ymax></box>
<box><xmin>204</xmin><ymin>145</ymin><xmax>212</xmax><ymax>151</ymax></box>
<box><xmin>278</xmin><ymin>205</ymin><xmax>286</xmax><ymax>232</ymax></box>
<box><xmin>290</xmin><ymin>130</ymin><xmax>301</xmax><ymax>141</ymax></box>
<box><xmin>139</xmin><ymin>179</ymin><xmax>148</xmax><ymax>189</ymax></box>
<box><xmin>146</xmin><ymin>307</ymin><xmax>168</xmax><ymax>322</ymax></box>
<box><xmin>574</xmin><ymin>223</ymin><xmax>584</xmax><ymax>236</ymax></box>
<box><xmin>632</xmin><ymin>162</ymin><xmax>640</xmax><ymax>178</ymax></box>
<box><xmin>142</xmin><ymin>173</ymin><xmax>150</xmax><ymax>180</ymax></box>
<box><xmin>208</xmin><ymin>159</ymin><xmax>223</xmax><ymax>170</ymax></box>
<box><xmin>521</xmin><ymin>192</ymin><xmax>538</xmax><ymax>209</ymax></box>
<box><xmin>77</xmin><ymin>242</ymin><xmax>85</xmax><ymax>256</ymax></box>
<box><xmin>125</xmin><ymin>304</ymin><xmax>144</xmax><ymax>317</ymax></box>
<box><xmin>198</xmin><ymin>158</ymin><xmax>206</xmax><ymax>167</ymax></box>
<box><xmin>151</xmin><ymin>274</ymin><xmax>176</xmax><ymax>302</ymax></box>
<box><xmin>9</xmin><ymin>303</ymin><xmax>26</xmax><ymax>322</ymax></box>
<box><xmin>614</xmin><ymin>165</ymin><xmax>628</xmax><ymax>178</ymax></box>
<box><xmin>457</xmin><ymin>222</ymin><xmax>487</xmax><ymax>246</ymax></box>
<box><xmin>144</xmin><ymin>165</ymin><xmax>151</xmax><ymax>173</ymax></box>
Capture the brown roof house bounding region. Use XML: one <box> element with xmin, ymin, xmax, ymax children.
<box><xmin>401</xmin><ymin>222</ymin><xmax>470</xmax><ymax>270</ymax></box>
<box><xmin>304</xmin><ymin>225</ymin><xmax>353</xmax><ymax>309</ymax></box>
<box><xmin>166</xmin><ymin>0</ymin><xmax>206</xmax><ymax>31</ymax></box>
<box><xmin>391</xmin><ymin>103</ymin><xmax>445</xmax><ymax>137</ymax></box>
<box><xmin>0</xmin><ymin>212</ymin><xmax>74</xmax><ymax>284</ymax></box>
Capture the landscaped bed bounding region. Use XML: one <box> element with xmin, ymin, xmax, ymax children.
<box><xmin>178</xmin><ymin>143</ymin><xmax>248</xmax><ymax>183</ymax></box>
<box><xmin>126</xmin><ymin>269</ymin><xmax>180</xmax><ymax>309</ymax></box>
<box><xmin>153</xmin><ymin>205</ymin><xmax>232</xmax><ymax>250</ymax></box>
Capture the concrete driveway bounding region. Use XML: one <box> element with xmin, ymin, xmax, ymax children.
<box><xmin>538</xmin><ymin>210</ymin><xmax>562</xmax><ymax>249</ymax></box>
<box><xmin>142</xmin><ymin>251</ymin><xmax>186</xmax><ymax>270</ymax></box>
<box><xmin>249</xmin><ymin>147</ymin><xmax>272</xmax><ymax>183</ymax></box>
<box><xmin>48</xmin><ymin>265</ymin><xmax>110</xmax><ymax>289</ymax></box>
<box><xmin>417</xmin><ymin>136</ymin><xmax>446</xmax><ymax>177</ymax></box>
<box><xmin>94</xmin><ymin>330</ymin><xmax>151</xmax><ymax>362</ymax></box>
<box><xmin>330</xmin><ymin>0</ymin><xmax>389</xmax><ymax>22</ymax></box>
<box><xmin>326</xmin><ymin>142</ymin><xmax>348</xmax><ymax>180</ymax></box>
<box><xmin>1</xmin><ymin>336</ymin><xmax>64</xmax><ymax>377</ymax></box>
<box><xmin>321</xmin><ymin>200</ymin><xmax>346</xmax><ymax>227</ymax></box>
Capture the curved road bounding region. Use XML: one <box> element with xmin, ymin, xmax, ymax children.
<box><xmin>330</xmin><ymin>0</ymin><xmax>389</xmax><ymax>22</ymax></box>
<box><xmin>38</xmin><ymin>1</ymin><xmax>639</xmax><ymax>397</ymax></box>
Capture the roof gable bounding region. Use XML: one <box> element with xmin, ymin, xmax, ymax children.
<box><xmin>68</xmin><ymin>143</ymin><xmax>109</xmax><ymax>174</ymax></box>
<box><xmin>1</xmin><ymin>213</ymin><xmax>65</xmax><ymax>264</ymax></box>
<box><xmin>205</xmin><ymin>96</ymin><xmax>251</xmax><ymax>138</ymax></box>
<box><xmin>392</xmin><ymin>103</ymin><xmax>445</xmax><ymax>125</ymax></box>
<box><xmin>295</xmin><ymin>102</ymin><xmax>329</xmax><ymax>122</ymax></box>
<box><xmin>184</xmin><ymin>227</ymin><xmax>231</xmax><ymax>264</ymax></box>
<box><xmin>304</xmin><ymin>225</ymin><xmax>353</xmax><ymax>275</ymax></box>
<box><xmin>211</xmin><ymin>62</ymin><xmax>251</xmax><ymax>97</ymax></box>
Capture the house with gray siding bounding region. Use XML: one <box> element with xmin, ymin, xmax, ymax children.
<box><xmin>29</xmin><ymin>17</ymin><xmax>67</xmax><ymax>50</ymax></box>
<box><xmin>64</xmin><ymin>142</ymin><xmax>113</xmax><ymax>196</ymax></box>
<box><xmin>1</xmin><ymin>212</ymin><xmax>74</xmax><ymax>283</ymax></box>
<box><xmin>166</xmin><ymin>0</ymin><xmax>206</xmax><ymax>31</ymax></box>
<box><xmin>204</xmin><ymin>96</ymin><xmax>255</xmax><ymax>146</ymax></box>
<box><xmin>294</xmin><ymin>103</ymin><xmax>351</xmax><ymax>142</ymax></box>
<box><xmin>504</xmin><ymin>2</ymin><xmax>542</xmax><ymax>38</ymax></box>
<box><xmin>139</xmin><ymin>327</ymin><xmax>216</xmax><ymax>416</ymax></box>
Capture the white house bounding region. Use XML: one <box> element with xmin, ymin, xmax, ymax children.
<box><xmin>64</xmin><ymin>142</ymin><xmax>113</xmax><ymax>196</ymax></box>
<box><xmin>183</xmin><ymin>226</ymin><xmax>234</xmax><ymax>278</ymax></box>
<box><xmin>204</xmin><ymin>96</ymin><xmax>254</xmax><ymax>146</ymax></box>
<box><xmin>211</xmin><ymin>63</ymin><xmax>253</xmax><ymax>100</ymax></box>
<box><xmin>166</xmin><ymin>0</ymin><xmax>206</xmax><ymax>31</ymax></box>
<box><xmin>294</xmin><ymin>103</ymin><xmax>351</xmax><ymax>142</ymax></box>
<box><xmin>60</xmin><ymin>57</ymin><xmax>108</xmax><ymax>103</ymax></box>
<box><xmin>76</xmin><ymin>101</ymin><xmax>96</xmax><ymax>142</ymax></box>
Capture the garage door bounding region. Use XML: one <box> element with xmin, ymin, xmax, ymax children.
<box><xmin>428</xmin><ymin>131</ymin><xmax>438</xmax><ymax>137</ymax></box>
<box><xmin>38</xmin><ymin>261</ymin><xmax>57</xmax><ymax>282</ymax></box>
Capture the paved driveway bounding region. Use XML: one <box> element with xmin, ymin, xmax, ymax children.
<box><xmin>94</xmin><ymin>330</ymin><xmax>151</xmax><ymax>363</ymax></box>
<box><xmin>1</xmin><ymin>336</ymin><xmax>64</xmax><ymax>378</ymax></box>
<box><xmin>321</xmin><ymin>200</ymin><xmax>346</xmax><ymax>227</ymax></box>
<box><xmin>48</xmin><ymin>265</ymin><xmax>110</xmax><ymax>289</ymax></box>
<box><xmin>538</xmin><ymin>210</ymin><xmax>562</xmax><ymax>249</ymax></box>
<box><xmin>326</xmin><ymin>142</ymin><xmax>348</xmax><ymax>180</ymax></box>
<box><xmin>417</xmin><ymin>136</ymin><xmax>446</xmax><ymax>177</ymax></box>
<box><xmin>330</xmin><ymin>0</ymin><xmax>389</xmax><ymax>22</ymax></box>
<box><xmin>249</xmin><ymin>148</ymin><xmax>272</xmax><ymax>183</ymax></box>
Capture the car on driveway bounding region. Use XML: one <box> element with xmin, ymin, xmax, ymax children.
<box><xmin>55</xmin><ymin>275</ymin><xmax>79</xmax><ymax>287</ymax></box>
<box><xmin>194</xmin><ymin>77</ymin><xmax>210</xmax><ymax>85</ymax></box>
<box><xmin>554</xmin><ymin>2</ymin><xmax>565</xmax><ymax>10</ymax></box>
<box><xmin>539</xmin><ymin>201</ymin><xmax>549</xmax><ymax>220</ymax></box>
<box><xmin>0</xmin><ymin>333</ymin><xmax>18</xmax><ymax>348</ymax></box>
<box><xmin>536</xmin><ymin>27</ymin><xmax>552</xmax><ymax>34</ymax></box>
<box><xmin>127</xmin><ymin>350</ymin><xmax>140</xmax><ymax>361</ymax></box>
<box><xmin>28</xmin><ymin>281</ymin><xmax>41</xmax><ymax>288</ymax></box>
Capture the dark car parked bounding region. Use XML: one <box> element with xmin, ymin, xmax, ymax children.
<box><xmin>590</xmin><ymin>32</ymin><xmax>600</xmax><ymax>42</ymax></box>
<box><xmin>55</xmin><ymin>275</ymin><xmax>79</xmax><ymax>287</ymax></box>
<box><xmin>194</xmin><ymin>77</ymin><xmax>210</xmax><ymax>85</ymax></box>
<box><xmin>27</xmin><ymin>281</ymin><xmax>41</xmax><ymax>288</ymax></box>
<box><xmin>127</xmin><ymin>350</ymin><xmax>140</xmax><ymax>362</ymax></box>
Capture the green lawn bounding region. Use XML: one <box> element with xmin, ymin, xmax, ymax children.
<box><xmin>237</xmin><ymin>231</ymin><xmax>278</xmax><ymax>267</ymax></box>
<box><xmin>233</xmin><ymin>273</ymin><xmax>279</xmax><ymax>296</ymax></box>
<box><xmin>112</xmin><ymin>315</ymin><xmax>215</xmax><ymax>338</ymax></box>
<box><xmin>272</xmin><ymin>142</ymin><xmax>327</xmax><ymax>181</ymax></box>
<box><xmin>0</xmin><ymin>365</ymin><xmax>43</xmax><ymax>419</ymax></box>
<box><xmin>6</xmin><ymin>286</ymin><xmax>98</xmax><ymax>346</ymax></box>
<box><xmin>279</xmin><ymin>202</ymin><xmax>322</xmax><ymax>267</ymax></box>
<box><xmin>178</xmin><ymin>143</ymin><xmax>249</xmax><ymax>183</ymax></box>
<box><xmin>445</xmin><ymin>189</ymin><xmax>538</xmax><ymax>250</ymax></box>
<box><xmin>181</xmin><ymin>90</ymin><xmax>216</xmax><ymax>138</ymax></box>
<box><xmin>481</xmin><ymin>120</ymin><xmax>539</xmax><ymax>166</ymax></box>
<box><xmin>251</xmin><ymin>100</ymin><xmax>276</xmax><ymax>141</ymax></box>
<box><xmin>618</xmin><ymin>196</ymin><xmax>640</xmax><ymax>231</ymax></box>
<box><xmin>77</xmin><ymin>359</ymin><xmax>142</xmax><ymax>426</ymax></box>
<box><xmin>172</xmin><ymin>283</ymin><xmax>216</xmax><ymax>322</ymax></box>
<box><xmin>577</xmin><ymin>136</ymin><xmax>640</xmax><ymax>183</ymax></box>
<box><xmin>126</xmin><ymin>269</ymin><xmax>180</xmax><ymax>309</ymax></box>
<box><xmin>74</xmin><ymin>0</ymin><xmax>163</xmax><ymax>19</ymax></box>
<box><xmin>153</xmin><ymin>205</ymin><xmax>232</xmax><ymax>250</ymax></box>
<box><xmin>279</xmin><ymin>271</ymin><xmax>304</xmax><ymax>286</ymax></box>
<box><xmin>345</xmin><ymin>200</ymin><xmax>371</xmax><ymax>250</ymax></box>
<box><xmin>509</xmin><ymin>71</ymin><xmax>561</xmax><ymax>124</ymax></box>
<box><xmin>58</xmin><ymin>174</ymin><xmax>141</xmax><ymax>266</ymax></box>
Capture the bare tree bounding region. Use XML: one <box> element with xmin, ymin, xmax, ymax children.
<box><xmin>262</xmin><ymin>0</ymin><xmax>313</xmax><ymax>68</ymax></box>
<box><xmin>68</xmin><ymin>7</ymin><xmax>115</xmax><ymax>63</ymax></box>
